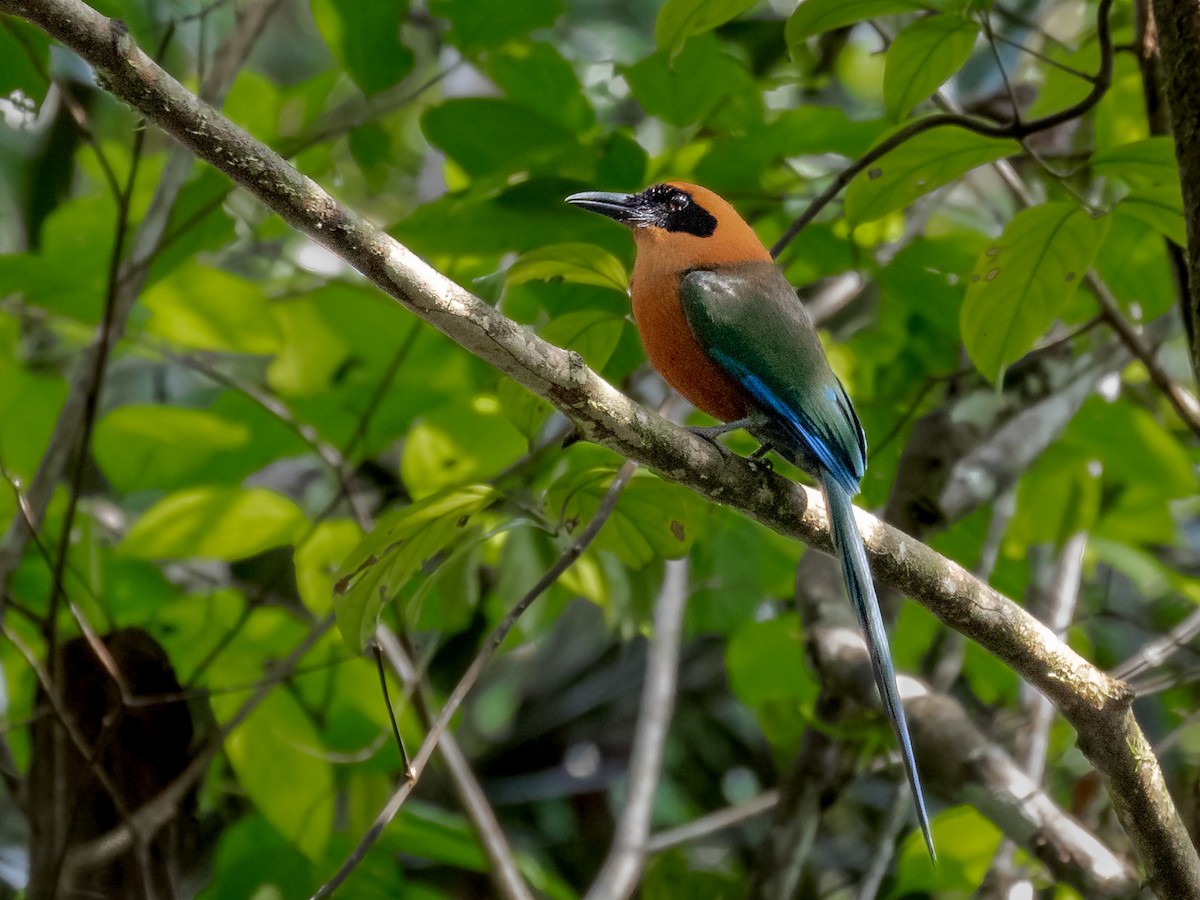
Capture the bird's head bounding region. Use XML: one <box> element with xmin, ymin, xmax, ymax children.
<box><xmin>566</xmin><ymin>182</ymin><xmax>771</xmax><ymax>267</ymax></box>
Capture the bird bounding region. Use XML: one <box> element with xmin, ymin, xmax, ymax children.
<box><xmin>566</xmin><ymin>182</ymin><xmax>935</xmax><ymax>859</ymax></box>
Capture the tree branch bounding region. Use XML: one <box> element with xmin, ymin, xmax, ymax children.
<box><xmin>4</xmin><ymin>0</ymin><xmax>1195</xmax><ymax>894</ymax></box>
<box><xmin>585</xmin><ymin>557</ymin><xmax>689</xmax><ymax>900</ymax></box>
<box><xmin>769</xmin><ymin>0</ymin><xmax>1115</xmax><ymax>257</ymax></box>
<box><xmin>1150</xmin><ymin>0</ymin><xmax>1200</xmax><ymax>382</ymax></box>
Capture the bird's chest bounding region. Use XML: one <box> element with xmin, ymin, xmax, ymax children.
<box><xmin>630</xmin><ymin>266</ymin><xmax>749</xmax><ymax>422</ymax></box>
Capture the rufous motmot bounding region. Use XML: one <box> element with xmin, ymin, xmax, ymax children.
<box><xmin>566</xmin><ymin>182</ymin><xmax>935</xmax><ymax>859</ymax></box>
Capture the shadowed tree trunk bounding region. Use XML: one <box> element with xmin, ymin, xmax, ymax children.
<box><xmin>1150</xmin><ymin>0</ymin><xmax>1200</xmax><ymax>380</ymax></box>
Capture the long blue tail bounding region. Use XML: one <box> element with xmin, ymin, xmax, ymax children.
<box><xmin>823</xmin><ymin>474</ymin><xmax>936</xmax><ymax>860</ymax></box>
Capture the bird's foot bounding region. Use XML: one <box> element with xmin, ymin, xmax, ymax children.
<box><xmin>748</xmin><ymin>444</ymin><xmax>774</xmax><ymax>472</ymax></box>
<box><xmin>686</xmin><ymin>425</ymin><xmax>734</xmax><ymax>459</ymax></box>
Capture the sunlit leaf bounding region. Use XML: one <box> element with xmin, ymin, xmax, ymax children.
<box><xmin>884</xmin><ymin>15</ymin><xmax>979</xmax><ymax>120</ymax></box>
<box><xmin>295</xmin><ymin>520</ymin><xmax>362</xmax><ymax>614</ymax></box>
<box><xmin>844</xmin><ymin>127</ymin><xmax>1019</xmax><ymax>224</ymax></box>
<box><xmin>497</xmin><ymin>378</ymin><xmax>554</xmax><ymax>442</ymax></box>
<box><xmin>960</xmin><ymin>202</ymin><xmax>1110</xmax><ymax>381</ymax></box>
<box><xmin>333</xmin><ymin>485</ymin><xmax>495</xmax><ymax>651</ymax></box>
<box><xmin>142</xmin><ymin>262</ymin><xmax>282</xmax><ymax>354</ymax></box>
<box><xmin>894</xmin><ymin>806</ymin><xmax>1003</xmax><ymax>891</ymax></box>
<box><xmin>549</xmin><ymin>470</ymin><xmax>701</xmax><ymax>568</ymax></box>
<box><xmin>400</xmin><ymin>397</ymin><xmax>527</xmax><ymax>498</ymax></box>
<box><xmin>94</xmin><ymin>405</ymin><xmax>252</xmax><ymax>492</ymax></box>
<box><xmin>121</xmin><ymin>487</ymin><xmax>305</xmax><ymax>561</ymax></box>
<box><xmin>540</xmin><ymin>311</ymin><xmax>625</xmax><ymax>370</ymax></box>
<box><xmin>726</xmin><ymin>615</ymin><xmax>816</xmax><ymax>707</ymax></box>
<box><xmin>267</xmin><ymin>297</ymin><xmax>351</xmax><ymax>397</ymax></box>
<box><xmin>221</xmin><ymin>690</ymin><xmax>333</xmax><ymax>861</ymax></box>
<box><xmin>506</xmin><ymin>242</ymin><xmax>628</xmax><ymax>292</ymax></box>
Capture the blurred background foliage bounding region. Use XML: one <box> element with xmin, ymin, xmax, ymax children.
<box><xmin>0</xmin><ymin>0</ymin><xmax>1196</xmax><ymax>896</ymax></box>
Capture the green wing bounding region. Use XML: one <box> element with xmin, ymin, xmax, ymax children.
<box><xmin>679</xmin><ymin>261</ymin><xmax>866</xmax><ymax>490</ymax></box>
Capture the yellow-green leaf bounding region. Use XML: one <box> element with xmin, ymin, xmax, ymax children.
<box><xmin>220</xmin><ymin>690</ymin><xmax>333</xmax><ymax>861</ymax></box>
<box><xmin>122</xmin><ymin>487</ymin><xmax>305</xmax><ymax>561</ymax></box>
<box><xmin>960</xmin><ymin>203</ymin><xmax>1110</xmax><ymax>382</ymax></box>
<box><xmin>333</xmin><ymin>485</ymin><xmax>495</xmax><ymax>651</ymax></box>
<box><xmin>507</xmin><ymin>242</ymin><xmax>628</xmax><ymax>292</ymax></box>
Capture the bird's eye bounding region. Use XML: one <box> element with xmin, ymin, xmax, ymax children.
<box><xmin>668</xmin><ymin>193</ymin><xmax>689</xmax><ymax>212</ymax></box>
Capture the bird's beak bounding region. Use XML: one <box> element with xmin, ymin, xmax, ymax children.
<box><xmin>565</xmin><ymin>191</ymin><xmax>638</xmax><ymax>224</ymax></box>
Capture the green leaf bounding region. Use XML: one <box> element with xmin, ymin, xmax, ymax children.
<box><xmin>310</xmin><ymin>0</ymin><xmax>413</xmax><ymax>96</ymax></box>
<box><xmin>142</xmin><ymin>262</ymin><xmax>282</xmax><ymax>354</ymax></box>
<box><xmin>333</xmin><ymin>485</ymin><xmax>496</xmax><ymax>651</ymax></box>
<box><xmin>1118</xmin><ymin>185</ymin><xmax>1186</xmax><ymax>246</ymax></box>
<box><xmin>430</xmin><ymin>0</ymin><xmax>563</xmax><ymax>53</ymax></box>
<box><xmin>1095</xmin><ymin>211</ymin><xmax>1176</xmax><ymax>317</ymax></box>
<box><xmin>221</xmin><ymin>689</ymin><xmax>333</xmax><ymax>861</ymax></box>
<box><xmin>421</xmin><ymin>99</ymin><xmax>578</xmax><ymax>178</ymax></box>
<box><xmin>624</xmin><ymin>34</ymin><xmax>751</xmax><ymax>128</ymax></box>
<box><xmin>726</xmin><ymin>615</ymin><xmax>816</xmax><ymax>707</ymax></box>
<box><xmin>497</xmin><ymin>378</ymin><xmax>554</xmax><ymax>442</ymax></box>
<box><xmin>540</xmin><ymin>311</ymin><xmax>625</xmax><ymax>370</ymax></box>
<box><xmin>0</xmin><ymin>20</ymin><xmax>49</xmax><ymax>101</ymax></box>
<box><xmin>400</xmin><ymin>397</ymin><xmax>527</xmax><ymax>498</ymax></box>
<box><xmin>961</xmin><ymin>203</ymin><xmax>1110</xmax><ymax>381</ymax></box>
<box><xmin>121</xmin><ymin>487</ymin><xmax>306</xmax><ymax>561</ymax></box>
<box><xmin>788</xmin><ymin>0</ymin><xmax>933</xmax><ymax>48</ymax></box>
<box><xmin>295</xmin><ymin>520</ymin><xmax>361</xmax><ymax>614</ymax></box>
<box><xmin>1008</xmin><ymin>448</ymin><xmax>1100</xmax><ymax>549</ymax></box>
<box><xmin>655</xmin><ymin>0</ymin><xmax>759</xmax><ymax>57</ymax></box>
<box><xmin>894</xmin><ymin>806</ymin><xmax>1002</xmax><ymax>893</ymax></box>
<box><xmin>697</xmin><ymin>108</ymin><xmax>885</xmax><ymax>191</ymax></box>
<box><xmin>266</xmin><ymin>297</ymin><xmax>351</xmax><ymax>397</ymax></box>
<box><xmin>1065</xmin><ymin>396</ymin><xmax>1194</xmax><ymax>498</ymax></box>
<box><xmin>483</xmin><ymin>43</ymin><xmax>595</xmax><ymax>134</ymax></box>
<box><xmin>198</xmin><ymin>816</ymin><xmax>313</xmax><ymax>899</ymax></box>
<box><xmin>0</xmin><ymin>193</ymin><xmax>113</xmax><ymax>322</ymax></box>
<box><xmin>93</xmin><ymin>405</ymin><xmax>252</xmax><ymax>492</ymax></box>
<box><xmin>1091</xmin><ymin>137</ymin><xmax>1178</xmax><ymax>186</ymax></box>
<box><xmin>884</xmin><ymin>15</ymin><xmax>979</xmax><ymax>120</ymax></box>
<box><xmin>507</xmin><ymin>243</ymin><xmax>628</xmax><ymax>292</ymax></box>
<box><xmin>549</xmin><ymin>470</ymin><xmax>701</xmax><ymax>569</ymax></box>
<box><xmin>844</xmin><ymin>126</ymin><xmax>1019</xmax><ymax>224</ymax></box>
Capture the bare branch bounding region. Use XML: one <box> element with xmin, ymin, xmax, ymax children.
<box><xmin>645</xmin><ymin>791</ymin><xmax>779</xmax><ymax>853</ymax></box>
<box><xmin>769</xmin><ymin>0</ymin><xmax>1115</xmax><ymax>257</ymax></box>
<box><xmin>585</xmin><ymin>557</ymin><xmax>690</xmax><ymax>900</ymax></box>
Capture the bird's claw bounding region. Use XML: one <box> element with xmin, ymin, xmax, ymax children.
<box><xmin>686</xmin><ymin>425</ymin><xmax>734</xmax><ymax>459</ymax></box>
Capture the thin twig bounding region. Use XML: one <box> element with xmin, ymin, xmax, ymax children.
<box><xmin>313</xmin><ymin>460</ymin><xmax>639</xmax><ymax>898</ymax></box>
<box><xmin>375</xmin><ymin>628</ymin><xmax>535</xmax><ymax>900</ymax></box>
<box><xmin>645</xmin><ymin>790</ymin><xmax>779</xmax><ymax>853</ymax></box>
<box><xmin>769</xmin><ymin>0</ymin><xmax>1115</xmax><ymax>257</ymax></box>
